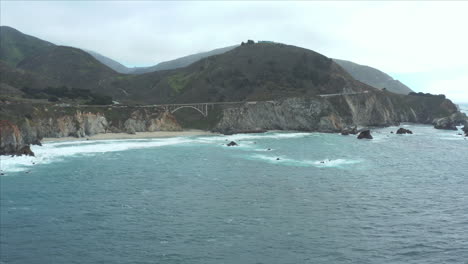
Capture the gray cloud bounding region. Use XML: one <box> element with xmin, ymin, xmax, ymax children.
<box><xmin>1</xmin><ymin>1</ymin><xmax>467</xmax><ymax>101</ymax></box>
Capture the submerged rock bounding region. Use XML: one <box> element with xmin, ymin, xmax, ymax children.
<box><xmin>227</xmin><ymin>141</ymin><xmax>238</xmax><ymax>146</ymax></box>
<box><xmin>357</xmin><ymin>130</ymin><xmax>373</xmax><ymax>139</ymax></box>
<box><xmin>396</xmin><ymin>128</ymin><xmax>413</xmax><ymax>134</ymax></box>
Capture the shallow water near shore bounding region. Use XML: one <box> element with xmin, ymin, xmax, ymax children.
<box><xmin>1</xmin><ymin>124</ymin><xmax>467</xmax><ymax>264</ymax></box>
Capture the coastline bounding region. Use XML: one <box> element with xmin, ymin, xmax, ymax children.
<box><xmin>41</xmin><ymin>130</ymin><xmax>218</xmax><ymax>142</ymax></box>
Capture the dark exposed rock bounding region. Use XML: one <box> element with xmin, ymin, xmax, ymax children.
<box><xmin>433</xmin><ymin>112</ymin><xmax>468</xmax><ymax>130</ymax></box>
<box><xmin>357</xmin><ymin>130</ymin><xmax>373</xmax><ymax>139</ymax></box>
<box><xmin>463</xmin><ymin>126</ymin><xmax>468</xmax><ymax>137</ymax></box>
<box><xmin>17</xmin><ymin>146</ymin><xmax>34</xmax><ymax>156</ymax></box>
<box><xmin>227</xmin><ymin>141</ymin><xmax>238</xmax><ymax>146</ymax></box>
<box><xmin>396</xmin><ymin>128</ymin><xmax>413</xmax><ymax>134</ymax></box>
<box><xmin>32</xmin><ymin>139</ymin><xmax>42</xmax><ymax>146</ymax></box>
<box><xmin>433</xmin><ymin>117</ymin><xmax>457</xmax><ymax>130</ymax></box>
<box><xmin>341</xmin><ymin>126</ymin><xmax>358</xmax><ymax>135</ymax></box>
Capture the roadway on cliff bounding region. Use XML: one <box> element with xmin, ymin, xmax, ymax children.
<box><xmin>78</xmin><ymin>91</ymin><xmax>370</xmax><ymax>117</ymax></box>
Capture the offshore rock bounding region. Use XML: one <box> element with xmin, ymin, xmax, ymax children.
<box><xmin>463</xmin><ymin>126</ymin><xmax>468</xmax><ymax>137</ymax></box>
<box><xmin>227</xmin><ymin>141</ymin><xmax>238</xmax><ymax>146</ymax></box>
<box><xmin>396</xmin><ymin>128</ymin><xmax>413</xmax><ymax>134</ymax></box>
<box><xmin>357</xmin><ymin>130</ymin><xmax>373</xmax><ymax>139</ymax></box>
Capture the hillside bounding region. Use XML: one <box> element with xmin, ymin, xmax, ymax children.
<box><xmin>0</xmin><ymin>26</ymin><xmax>55</xmax><ymax>67</ymax></box>
<box><xmin>0</xmin><ymin>26</ymin><xmax>414</xmax><ymax>98</ymax></box>
<box><xmin>0</xmin><ymin>60</ymin><xmax>60</xmax><ymax>98</ymax></box>
<box><xmin>130</xmin><ymin>45</ymin><xmax>238</xmax><ymax>74</ymax></box>
<box><xmin>334</xmin><ymin>59</ymin><xmax>413</xmax><ymax>94</ymax></box>
<box><xmin>85</xmin><ymin>50</ymin><xmax>134</xmax><ymax>74</ymax></box>
<box><xmin>103</xmin><ymin>42</ymin><xmax>378</xmax><ymax>104</ymax></box>
<box><xmin>16</xmin><ymin>46</ymin><xmax>119</xmax><ymax>94</ymax></box>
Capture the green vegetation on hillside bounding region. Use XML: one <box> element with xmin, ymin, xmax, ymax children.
<box><xmin>0</xmin><ymin>26</ymin><xmax>54</xmax><ymax>67</ymax></box>
<box><xmin>21</xmin><ymin>86</ymin><xmax>113</xmax><ymax>105</ymax></box>
<box><xmin>167</xmin><ymin>73</ymin><xmax>193</xmax><ymax>93</ymax></box>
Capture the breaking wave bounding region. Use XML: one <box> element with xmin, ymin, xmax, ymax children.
<box><xmin>0</xmin><ymin>137</ymin><xmax>192</xmax><ymax>173</ymax></box>
<box><xmin>245</xmin><ymin>154</ymin><xmax>361</xmax><ymax>168</ymax></box>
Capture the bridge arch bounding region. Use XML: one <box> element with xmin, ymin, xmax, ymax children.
<box><xmin>170</xmin><ymin>105</ymin><xmax>207</xmax><ymax>117</ymax></box>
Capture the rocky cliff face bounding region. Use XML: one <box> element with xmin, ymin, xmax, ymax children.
<box><xmin>214</xmin><ymin>92</ymin><xmax>459</xmax><ymax>134</ymax></box>
<box><xmin>0</xmin><ymin>91</ymin><xmax>463</xmax><ymax>155</ymax></box>
<box><xmin>0</xmin><ymin>105</ymin><xmax>181</xmax><ymax>155</ymax></box>
<box><xmin>0</xmin><ymin>120</ymin><xmax>31</xmax><ymax>156</ymax></box>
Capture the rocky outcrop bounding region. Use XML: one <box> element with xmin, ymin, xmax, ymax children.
<box><xmin>0</xmin><ymin>105</ymin><xmax>182</xmax><ymax>155</ymax></box>
<box><xmin>341</xmin><ymin>126</ymin><xmax>358</xmax><ymax>135</ymax></box>
<box><xmin>433</xmin><ymin>112</ymin><xmax>468</xmax><ymax>130</ymax></box>
<box><xmin>433</xmin><ymin>117</ymin><xmax>457</xmax><ymax>130</ymax></box>
<box><xmin>227</xmin><ymin>141</ymin><xmax>238</xmax><ymax>146</ymax></box>
<box><xmin>214</xmin><ymin>92</ymin><xmax>456</xmax><ymax>133</ymax></box>
<box><xmin>462</xmin><ymin>126</ymin><xmax>468</xmax><ymax>137</ymax></box>
<box><xmin>357</xmin><ymin>130</ymin><xmax>373</xmax><ymax>139</ymax></box>
<box><xmin>0</xmin><ymin>120</ymin><xmax>34</xmax><ymax>156</ymax></box>
<box><xmin>396</xmin><ymin>128</ymin><xmax>413</xmax><ymax>134</ymax></box>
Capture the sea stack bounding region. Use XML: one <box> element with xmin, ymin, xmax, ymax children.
<box><xmin>357</xmin><ymin>130</ymin><xmax>373</xmax><ymax>139</ymax></box>
<box><xmin>396</xmin><ymin>128</ymin><xmax>413</xmax><ymax>134</ymax></box>
<box><xmin>227</xmin><ymin>141</ymin><xmax>238</xmax><ymax>146</ymax></box>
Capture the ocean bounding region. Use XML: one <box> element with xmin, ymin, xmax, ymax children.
<box><xmin>1</xmin><ymin>118</ymin><xmax>468</xmax><ymax>263</ymax></box>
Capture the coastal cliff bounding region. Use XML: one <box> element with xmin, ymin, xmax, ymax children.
<box><xmin>214</xmin><ymin>91</ymin><xmax>459</xmax><ymax>134</ymax></box>
<box><xmin>0</xmin><ymin>91</ymin><xmax>464</xmax><ymax>156</ymax></box>
<box><xmin>0</xmin><ymin>104</ymin><xmax>181</xmax><ymax>155</ymax></box>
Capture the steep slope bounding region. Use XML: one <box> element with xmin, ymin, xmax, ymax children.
<box><xmin>108</xmin><ymin>43</ymin><xmax>377</xmax><ymax>104</ymax></box>
<box><xmin>334</xmin><ymin>59</ymin><xmax>413</xmax><ymax>94</ymax></box>
<box><xmin>85</xmin><ymin>50</ymin><xmax>134</xmax><ymax>74</ymax></box>
<box><xmin>214</xmin><ymin>92</ymin><xmax>458</xmax><ymax>134</ymax></box>
<box><xmin>0</xmin><ymin>60</ymin><xmax>60</xmax><ymax>97</ymax></box>
<box><xmin>130</xmin><ymin>45</ymin><xmax>238</xmax><ymax>74</ymax></box>
<box><xmin>16</xmin><ymin>46</ymin><xmax>119</xmax><ymax>95</ymax></box>
<box><xmin>0</xmin><ymin>26</ymin><xmax>55</xmax><ymax>67</ymax></box>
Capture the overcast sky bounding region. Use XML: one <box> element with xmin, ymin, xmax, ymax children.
<box><xmin>1</xmin><ymin>1</ymin><xmax>467</xmax><ymax>102</ymax></box>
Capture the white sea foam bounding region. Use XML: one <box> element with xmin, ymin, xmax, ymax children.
<box><xmin>247</xmin><ymin>154</ymin><xmax>361</xmax><ymax>168</ymax></box>
<box><xmin>206</xmin><ymin>132</ymin><xmax>313</xmax><ymax>142</ymax></box>
<box><xmin>0</xmin><ymin>137</ymin><xmax>192</xmax><ymax>173</ymax></box>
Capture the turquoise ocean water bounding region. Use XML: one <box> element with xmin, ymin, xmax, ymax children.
<box><xmin>1</xmin><ymin>112</ymin><xmax>468</xmax><ymax>263</ymax></box>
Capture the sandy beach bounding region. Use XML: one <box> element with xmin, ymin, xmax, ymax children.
<box><xmin>42</xmin><ymin>130</ymin><xmax>218</xmax><ymax>142</ymax></box>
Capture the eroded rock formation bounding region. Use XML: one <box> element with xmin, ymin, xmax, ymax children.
<box><xmin>396</xmin><ymin>128</ymin><xmax>413</xmax><ymax>134</ymax></box>
<box><xmin>0</xmin><ymin>105</ymin><xmax>181</xmax><ymax>155</ymax></box>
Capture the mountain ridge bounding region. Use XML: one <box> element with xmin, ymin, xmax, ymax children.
<box><xmin>0</xmin><ymin>25</ymin><xmax>414</xmax><ymax>96</ymax></box>
<box><xmin>334</xmin><ymin>59</ymin><xmax>413</xmax><ymax>94</ymax></box>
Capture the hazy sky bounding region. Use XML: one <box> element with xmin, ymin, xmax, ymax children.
<box><xmin>1</xmin><ymin>1</ymin><xmax>467</xmax><ymax>102</ymax></box>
